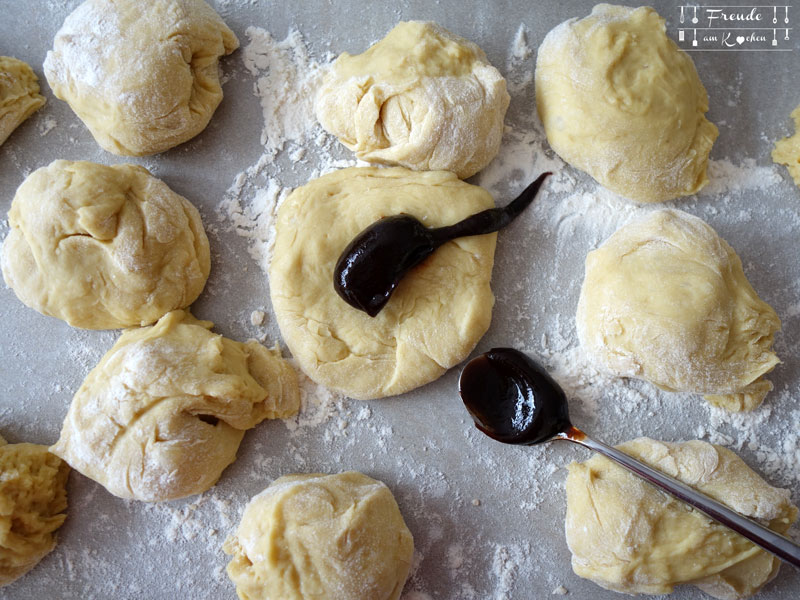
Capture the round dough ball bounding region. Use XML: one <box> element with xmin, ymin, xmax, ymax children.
<box><xmin>269</xmin><ymin>167</ymin><xmax>497</xmax><ymax>400</ymax></box>
<box><xmin>50</xmin><ymin>310</ymin><xmax>299</xmax><ymax>502</ymax></box>
<box><xmin>566</xmin><ymin>437</ymin><xmax>798</xmax><ymax>599</ymax></box>
<box><xmin>315</xmin><ymin>21</ymin><xmax>509</xmax><ymax>179</ymax></box>
<box><xmin>535</xmin><ymin>4</ymin><xmax>718</xmax><ymax>203</ymax></box>
<box><xmin>0</xmin><ymin>438</ymin><xmax>69</xmax><ymax>587</ymax></box>
<box><xmin>223</xmin><ymin>471</ymin><xmax>414</xmax><ymax>600</ymax></box>
<box><xmin>576</xmin><ymin>209</ymin><xmax>780</xmax><ymax>411</ymax></box>
<box><xmin>0</xmin><ymin>57</ymin><xmax>45</xmax><ymax>147</ymax></box>
<box><xmin>43</xmin><ymin>0</ymin><xmax>239</xmax><ymax>156</ymax></box>
<box><xmin>1</xmin><ymin>160</ymin><xmax>211</xmax><ymax>330</ymax></box>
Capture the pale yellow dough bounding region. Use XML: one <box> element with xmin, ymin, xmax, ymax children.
<box><xmin>0</xmin><ymin>437</ymin><xmax>69</xmax><ymax>587</ymax></box>
<box><xmin>50</xmin><ymin>310</ymin><xmax>299</xmax><ymax>502</ymax></box>
<box><xmin>535</xmin><ymin>4</ymin><xmax>718</xmax><ymax>203</ymax></box>
<box><xmin>269</xmin><ymin>167</ymin><xmax>497</xmax><ymax>400</ymax></box>
<box><xmin>566</xmin><ymin>438</ymin><xmax>798</xmax><ymax>599</ymax></box>
<box><xmin>1</xmin><ymin>160</ymin><xmax>210</xmax><ymax>330</ymax></box>
<box><xmin>772</xmin><ymin>103</ymin><xmax>800</xmax><ymax>186</ymax></box>
<box><xmin>315</xmin><ymin>21</ymin><xmax>509</xmax><ymax>179</ymax></box>
<box><xmin>44</xmin><ymin>0</ymin><xmax>238</xmax><ymax>156</ymax></box>
<box><xmin>0</xmin><ymin>57</ymin><xmax>45</xmax><ymax>146</ymax></box>
<box><xmin>577</xmin><ymin>209</ymin><xmax>780</xmax><ymax>411</ymax></box>
<box><xmin>223</xmin><ymin>471</ymin><xmax>414</xmax><ymax>600</ymax></box>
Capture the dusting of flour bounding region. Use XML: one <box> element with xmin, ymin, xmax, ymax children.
<box><xmin>218</xmin><ymin>28</ymin><xmax>356</xmax><ymax>270</ymax></box>
<box><xmin>241</xmin><ymin>27</ymin><xmax>325</xmax><ymax>155</ymax></box>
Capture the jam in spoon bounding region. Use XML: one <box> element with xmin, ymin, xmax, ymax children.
<box><xmin>334</xmin><ymin>172</ymin><xmax>551</xmax><ymax>317</ymax></box>
<box><xmin>459</xmin><ymin>347</ymin><xmax>800</xmax><ymax>569</ymax></box>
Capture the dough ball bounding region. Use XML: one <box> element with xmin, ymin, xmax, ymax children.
<box><xmin>270</xmin><ymin>167</ymin><xmax>496</xmax><ymax>400</ymax></box>
<box><xmin>772</xmin><ymin>103</ymin><xmax>800</xmax><ymax>186</ymax></box>
<box><xmin>0</xmin><ymin>57</ymin><xmax>45</xmax><ymax>146</ymax></box>
<box><xmin>577</xmin><ymin>209</ymin><xmax>780</xmax><ymax>411</ymax></box>
<box><xmin>1</xmin><ymin>160</ymin><xmax>211</xmax><ymax>330</ymax></box>
<box><xmin>43</xmin><ymin>0</ymin><xmax>238</xmax><ymax>156</ymax></box>
<box><xmin>223</xmin><ymin>471</ymin><xmax>414</xmax><ymax>600</ymax></box>
<box><xmin>566</xmin><ymin>437</ymin><xmax>798</xmax><ymax>599</ymax></box>
<box><xmin>535</xmin><ymin>4</ymin><xmax>718</xmax><ymax>203</ymax></box>
<box><xmin>315</xmin><ymin>21</ymin><xmax>509</xmax><ymax>179</ymax></box>
<box><xmin>50</xmin><ymin>310</ymin><xmax>299</xmax><ymax>502</ymax></box>
<box><xmin>0</xmin><ymin>437</ymin><xmax>69</xmax><ymax>587</ymax></box>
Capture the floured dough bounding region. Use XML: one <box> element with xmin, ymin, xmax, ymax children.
<box><xmin>269</xmin><ymin>167</ymin><xmax>496</xmax><ymax>400</ymax></box>
<box><xmin>536</xmin><ymin>4</ymin><xmax>718</xmax><ymax>203</ymax></box>
<box><xmin>1</xmin><ymin>160</ymin><xmax>210</xmax><ymax>330</ymax></box>
<box><xmin>50</xmin><ymin>310</ymin><xmax>299</xmax><ymax>502</ymax></box>
<box><xmin>0</xmin><ymin>57</ymin><xmax>45</xmax><ymax>146</ymax></box>
<box><xmin>577</xmin><ymin>209</ymin><xmax>780</xmax><ymax>411</ymax></box>
<box><xmin>772</xmin><ymin>103</ymin><xmax>800</xmax><ymax>186</ymax></box>
<box><xmin>0</xmin><ymin>436</ymin><xmax>69</xmax><ymax>587</ymax></box>
<box><xmin>566</xmin><ymin>437</ymin><xmax>798</xmax><ymax>599</ymax></box>
<box><xmin>223</xmin><ymin>471</ymin><xmax>414</xmax><ymax>600</ymax></box>
<box><xmin>44</xmin><ymin>0</ymin><xmax>238</xmax><ymax>156</ymax></box>
<box><xmin>315</xmin><ymin>21</ymin><xmax>509</xmax><ymax>179</ymax></box>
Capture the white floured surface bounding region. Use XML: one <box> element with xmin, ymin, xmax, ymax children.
<box><xmin>217</xmin><ymin>27</ymin><xmax>359</xmax><ymax>273</ymax></box>
<box><xmin>240</xmin><ymin>27</ymin><xmax>326</xmax><ymax>155</ymax></box>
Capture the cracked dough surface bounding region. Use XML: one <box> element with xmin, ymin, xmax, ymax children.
<box><xmin>315</xmin><ymin>21</ymin><xmax>509</xmax><ymax>179</ymax></box>
<box><xmin>269</xmin><ymin>167</ymin><xmax>496</xmax><ymax>400</ymax></box>
<box><xmin>577</xmin><ymin>209</ymin><xmax>780</xmax><ymax>411</ymax></box>
<box><xmin>50</xmin><ymin>310</ymin><xmax>299</xmax><ymax>502</ymax></box>
<box><xmin>223</xmin><ymin>471</ymin><xmax>414</xmax><ymax>600</ymax></box>
<box><xmin>536</xmin><ymin>4</ymin><xmax>717</xmax><ymax>203</ymax></box>
<box><xmin>566</xmin><ymin>438</ymin><xmax>798</xmax><ymax>599</ymax></box>
<box><xmin>44</xmin><ymin>0</ymin><xmax>238</xmax><ymax>156</ymax></box>
<box><xmin>0</xmin><ymin>436</ymin><xmax>69</xmax><ymax>587</ymax></box>
<box><xmin>0</xmin><ymin>56</ymin><xmax>45</xmax><ymax>147</ymax></box>
<box><xmin>1</xmin><ymin>160</ymin><xmax>210</xmax><ymax>330</ymax></box>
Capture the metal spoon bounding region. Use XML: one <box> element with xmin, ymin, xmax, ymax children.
<box><xmin>458</xmin><ymin>347</ymin><xmax>800</xmax><ymax>569</ymax></box>
<box><xmin>333</xmin><ymin>173</ymin><xmax>551</xmax><ymax>317</ymax></box>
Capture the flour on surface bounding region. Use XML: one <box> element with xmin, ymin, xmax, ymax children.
<box><xmin>38</xmin><ymin>115</ymin><xmax>58</xmax><ymax>136</ymax></box>
<box><xmin>492</xmin><ymin>544</ymin><xmax>529</xmax><ymax>600</ymax></box>
<box><xmin>505</xmin><ymin>23</ymin><xmax>534</xmax><ymax>93</ymax></box>
<box><xmin>703</xmin><ymin>158</ymin><xmax>782</xmax><ymax>196</ymax></box>
<box><xmin>218</xmin><ymin>27</ymin><xmax>355</xmax><ymax>274</ymax></box>
<box><xmin>241</xmin><ymin>27</ymin><xmax>326</xmax><ymax>155</ymax></box>
<box><xmin>282</xmin><ymin>363</ymin><xmax>345</xmax><ymax>434</ymax></box>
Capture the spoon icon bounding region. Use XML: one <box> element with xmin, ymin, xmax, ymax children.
<box><xmin>334</xmin><ymin>173</ymin><xmax>550</xmax><ymax>317</ymax></box>
<box><xmin>459</xmin><ymin>347</ymin><xmax>800</xmax><ymax>568</ymax></box>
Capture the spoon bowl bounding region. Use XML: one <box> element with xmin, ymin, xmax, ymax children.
<box><xmin>459</xmin><ymin>348</ymin><xmax>569</xmax><ymax>445</ymax></box>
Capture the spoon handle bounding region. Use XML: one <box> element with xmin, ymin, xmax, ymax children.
<box><xmin>431</xmin><ymin>172</ymin><xmax>551</xmax><ymax>243</ymax></box>
<box><xmin>561</xmin><ymin>428</ymin><xmax>800</xmax><ymax>569</ymax></box>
